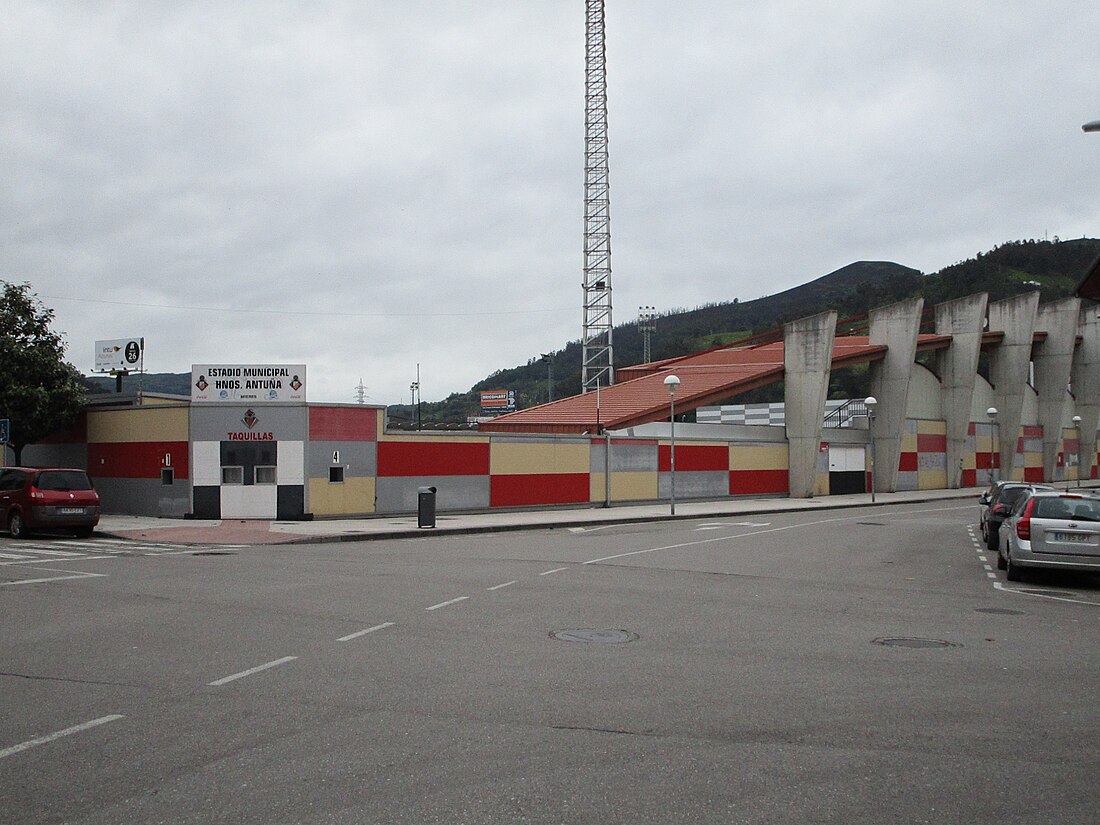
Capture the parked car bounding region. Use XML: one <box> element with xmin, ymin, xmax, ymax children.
<box><xmin>0</xmin><ymin>467</ymin><xmax>101</xmax><ymax>539</ymax></box>
<box><xmin>998</xmin><ymin>490</ymin><xmax>1100</xmax><ymax>581</ymax></box>
<box><xmin>979</xmin><ymin>481</ymin><xmax>1054</xmax><ymax>550</ymax></box>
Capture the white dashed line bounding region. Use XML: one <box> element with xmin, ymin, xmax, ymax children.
<box><xmin>487</xmin><ymin>581</ymin><xmax>516</xmax><ymax>591</ymax></box>
<box><xmin>986</xmin><ymin>572</ymin><xmax>997</xmax><ymax>578</ymax></box>
<box><xmin>0</xmin><ymin>569</ymin><xmax>110</xmax><ymax>586</ymax></box>
<box><xmin>0</xmin><ymin>715</ymin><xmax>124</xmax><ymax>760</ymax></box>
<box><xmin>539</xmin><ymin>567</ymin><xmax>568</xmax><ymax>576</ymax></box>
<box><xmin>426</xmin><ymin>596</ymin><xmax>469</xmax><ymax>611</ymax></box>
<box><xmin>337</xmin><ymin>622</ymin><xmax>395</xmax><ymax>642</ymax></box>
<box><xmin>207</xmin><ymin>656</ymin><xmax>298</xmax><ymax>686</ymax></box>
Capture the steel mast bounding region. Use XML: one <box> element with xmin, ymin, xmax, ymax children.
<box><xmin>582</xmin><ymin>0</ymin><xmax>614</xmax><ymax>393</ymax></box>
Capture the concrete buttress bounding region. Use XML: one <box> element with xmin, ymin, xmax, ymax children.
<box><xmin>987</xmin><ymin>292</ymin><xmax>1040</xmax><ymax>482</ymax></box>
<box><xmin>1072</xmin><ymin>306</ymin><xmax>1100</xmax><ymax>480</ymax></box>
<box><xmin>935</xmin><ymin>293</ymin><xmax>988</xmax><ymax>488</ymax></box>
<box><xmin>1034</xmin><ymin>298</ymin><xmax>1081</xmax><ymax>480</ymax></box>
<box><xmin>868</xmin><ymin>296</ymin><xmax>924</xmax><ymax>493</ymax></box>
<box><xmin>785</xmin><ymin>311</ymin><xmax>837</xmax><ymax>498</ymax></box>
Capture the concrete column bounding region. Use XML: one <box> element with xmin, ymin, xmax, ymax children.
<box><xmin>935</xmin><ymin>293</ymin><xmax>988</xmax><ymax>488</ymax></box>
<box><xmin>1034</xmin><ymin>298</ymin><xmax>1081</xmax><ymax>481</ymax></box>
<box><xmin>987</xmin><ymin>292</ymin><xmax>1040</xmax><ymax>483</ymax></box>
<box><xmin>868</xmin><ymin>296</ymin><xmax>924</xmax><ymax>493</ymax></box>
<box><xmin>785</xmin><ymin>310</ymin><xmax>837</xmax><ymax>498</ymax></box>
<box><xmin>1072</xmin><ymin>307</ymin><xmax>1100</xmax><ymax>480</ymax></box>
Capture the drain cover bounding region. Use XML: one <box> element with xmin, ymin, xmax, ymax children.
<box><xmin>872</xmin><ymin>637</ymin><xmax>959</xmax><ymax>649</ymax></box>
<box><xmin>551</xmin><ymin>629</ymin><xmax>638</xmax><ymax>644</ymax></box>
<box><xmin>975</xmin><ymin>607</ymin><xmax>1027</xmax><ymax>615</ymax></box>
<box><xmin>191</xmin><ymin>551</ymin><xmax>236</xmax><ymax>556</ymax></box>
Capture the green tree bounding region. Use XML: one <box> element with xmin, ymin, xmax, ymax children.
<box><xmin>0</xmin><ymin>282</ymin><xmax>86</xmax><ymax>464</ymax></box>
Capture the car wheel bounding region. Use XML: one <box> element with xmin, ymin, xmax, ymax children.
<box><xmin>996</xmin><ymin>545</ymin><xmax>1007</xmax><ymax>570</ymax></box>
<box><xmin>1005</xmin><ymin>549</ymin><xmax>1026</xmax><ymax>582</ymax></box>
<box><xmin>986</xmin><ymin>527</ymin><xmax>999</xmax><ymax>551</ymax></box>
<box><xmin>8</xmin><ymin>511</ymin><xmax>28</xmax><ymax>540</ymax></box>
<box><xmin>73</xmin><ymin>527</ymin><xmax>94</xmax><ymax>539</ymax></box>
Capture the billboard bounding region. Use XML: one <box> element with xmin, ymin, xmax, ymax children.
<box><xmin>191</xmin><ymin>364</ymin><xmax>307</xmax><ymax>404</ymax></box>
<box><xmin>94</xmin><ymin>338</ymin><xmax>143</xmax><ymax>372</ymax></box>
<box><xmin>480</xmin><ymin>389</ymin><xmax>516</xmax><ymax>415</ymax></box>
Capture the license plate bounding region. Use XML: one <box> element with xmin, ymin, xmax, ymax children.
<box><xmin>1052</xmin><ymin>532</ymin><xmax>1093</xmax><ymax>544</ymax></box>
<box><xmin>58</xmin><ymin>507</ymin><xmax>85</xmax><ymax>515</ymax></box>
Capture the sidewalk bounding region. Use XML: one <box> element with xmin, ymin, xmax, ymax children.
<box><xmin>95</xmin><ymin>485</ymin><xmax>1020</xmax><ymax>546</ymax></box>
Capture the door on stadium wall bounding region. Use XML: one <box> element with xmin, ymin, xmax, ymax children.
<box><xmin>220</xmin><ymin>442</ymin><xmax>278</xmax><ymax>518</ymax></box>
<box><xmin>828</xmin><ymin>445</ymin><xmax>867</xmax><ymax>495</ymax></box>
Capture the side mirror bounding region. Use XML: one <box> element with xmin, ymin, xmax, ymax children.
<box><xmin>979</xmin><ymin>495</ymin><xmax>990</xmax><ymax>505</ymax></box>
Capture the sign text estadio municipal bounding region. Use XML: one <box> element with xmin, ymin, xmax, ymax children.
<box><xmin>191</xmin><ymin>364</ymin><xmax>307</xmax><ymax>404</ymax></box>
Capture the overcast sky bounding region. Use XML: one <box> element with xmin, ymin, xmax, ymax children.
<box><xmin>3</xmin><ymin>1</ymin><xmax>1099</xmax><ymax>406</ymax></box>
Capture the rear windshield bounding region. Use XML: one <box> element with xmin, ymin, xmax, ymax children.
<box><xmin>35</xmin><ymin>470</ymin><xmax>94</xmax><ymax>491</ymax></box>
<box><xmin>1032</xmin><ymin>497</ymin><xmax>1100</xmax><ymax>521</ymax></box>
<box><xmin>998</xmin><ymin>487</ymin><xmax>1030</xmax><ymax>507</ymax></box>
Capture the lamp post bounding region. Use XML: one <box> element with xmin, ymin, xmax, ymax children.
<box><xmin>1073</xmin><ymin>414</ymin><xmax>1082</xmax><ymax>487</ymax></box>
<box><xmin>986</xmin><ymin>407</ymin><xmax>998</xmax><ymax>486</ymax></box>
<box><xmin>1084</xmin><ymin>120</ymin><xmax>1100</xmax><ymax>133</ymax></box>
<box><xmin>864</xmin><ymin>396</ymin><xmax>877</xmax><ymax>503</ymax></box>
<box><xmin>541</xmin><ymin>353</ymin><xmax>554</xmax><ymax>403</ymax></box>
<box><xmin>664</xmin><ymin>374</ymin><xmax>681</xmax><ymax>515</ymax></box>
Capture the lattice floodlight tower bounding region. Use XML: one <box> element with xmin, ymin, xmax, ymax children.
<box><xmin>582</xmin><ymin>0</ymin><xmax>614</xmax><ymax>393</ymax></box>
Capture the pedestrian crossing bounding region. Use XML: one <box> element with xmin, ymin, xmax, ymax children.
<box><xmin>0</xmin><ymin>537</ymin><xmax>248</xmax><ymax>563</ymax></box>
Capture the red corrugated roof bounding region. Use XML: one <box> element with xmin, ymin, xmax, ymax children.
<box><xmin>481</xmin><ymin>335</ymin><xmax>944</xmax><ymax>434</ymax></box>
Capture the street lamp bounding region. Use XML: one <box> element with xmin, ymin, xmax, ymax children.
<box><xmin>541</xmin><ymin>353</ymin><xmax>554</xmax><ymax>403</ymax></box>
<box><xmin>1073</xmin><ymin>414</ymin><xmax>1082</xmax><ymax>487</ymax></box>
<box><xmin>664</xmin><ymin>374</ymin><xmax>681</xmax><ymax>515</ymax></box>
<box><xmin>986</xmin><ymin>407</ymin><xmax>998</xmax><ymax>485</ymax></box>
<box><xmin>864</xmin><ymin>396</ymin><xmax>877</xmax><ymax>503</ymax></box>
<box><xmin>1084</xmin><ymin>120</ymin><xmax>1100</xmax><ymax>133</ymax></box>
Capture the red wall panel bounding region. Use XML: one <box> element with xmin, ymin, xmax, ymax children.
<box><xmin>377</xmin><ymin>441</ymin><xmax>489</xmax><ymax>477</ymax></box>
<box><xmin>658</xmin><ymin>444</ymin><xmax>728</xmax><ymax>473</ymax></box>
<box><xmin>961</xmin><ymin>468</ymin><xmax>977</xmax><ymax>487</ymax></box>
<box><xmin>87</xmin><ymin>441</ymin><xmax>189</xmax><ymax>480</ymax></box>
<box><xmin>898</xmin><ymin>452</ymin><xmax>919</xmax><ymax>472</ymax></box>
<box><xmin>729</xmin><ymin>469</ymin><xmax>788</xmax><ymax>495</ymax></box>
<box><xmin>1024</xmin><ymin>466</ymin><xmax>1045</xmax><ymax>482</ymax></box>
<box><xmin>309</xmin><ymin>407</ymin><xmax>378</xmax><ymax>442</ymax></box>
<box><xmin>916</xmin><ymin>433</ymin><xmax>946</xmax><ymax>453</ymax></box>
<box><xmin>490</xmin><ymin>473</ymin><xmax>590</xmax><ymax>507</ymax></box>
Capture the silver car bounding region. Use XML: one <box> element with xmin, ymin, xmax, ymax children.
<box><xmin>998</xmin><ymin>491</ymin><xmax>1100</xmax><ymax>581</ymax></box>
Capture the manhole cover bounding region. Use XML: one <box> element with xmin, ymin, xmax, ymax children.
<box><xmin>975</xmin><ymin>607</ymin><xmax>1027</xmax><ymax>615</ymax></box>
<box><xmin>191</xmin><ymin>551</ymin><xmax>236</xmax><ymax>556</ymax></box>
<box><xmin>551</xmin><ymin>629</ymin><xmax>638</xmax><ymax>644</ymax></box>
<box><xmin>872</xmin><ymin>637</ymin><xmax>959</xmax><ymax>649</ymax></box>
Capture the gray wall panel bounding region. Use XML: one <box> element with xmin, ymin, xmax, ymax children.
<box><xmin>22</xmin><ymin>443</ymin><xmax>88</xmax><ymax>469</ymax></box>
<box><xmin>589</xmin><ymin>442</ymin><xmax>658</xmax><ymax>473</ymax></box>
<box><xmin>375</xmin><ymin>475</ymin><xmax>490</xmax><ymax>514</ymax></box>
<box><xmin>308</xmin><ymin>440</ymin><xmax>377</xmax><ymax>478</ymax></box>
<box><xmin>189</xmin><ymin>404</ymin><xmax>308</xmax><ymax>442</ymax></box>
<box><xmin>658</xmin><ymin>471</ymin><xmax>727</xmax><ymax>499</ymax></box>
<box><xmin>896</xmin><ymin>471</ymin><xmax>919</xmax><ymax>491</ymax></box>
<box><xmin>94</xmin><ymin>477</ymin><xmax>190</xmax><ymax>517</ymax></box>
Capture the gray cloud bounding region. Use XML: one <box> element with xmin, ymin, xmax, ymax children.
<box><xmin>2</xmin><ymin>1</ymin><xmax>1099</xmax><ymax>405</ymax></box>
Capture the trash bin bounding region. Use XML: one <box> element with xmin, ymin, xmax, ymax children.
<box><xmin>417</xmin><ymin>486</ymin><xmax>437</xmax><ymax>529</ymax></box>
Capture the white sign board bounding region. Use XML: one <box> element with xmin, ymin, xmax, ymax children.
<box><xmin>94</xmin><ymin>338</ymin><xmax>143</xmax><ymax>372</ymax></box>
<box><xmin>191</xmin><ymin>365</ymin><xmax>307</xmax><ymax>404</ymax></box>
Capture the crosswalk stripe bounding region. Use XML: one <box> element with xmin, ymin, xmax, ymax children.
<box><xmin>0</xmin><ymin>552</ymin><xmax>36</xmax><ymax>560</ymax></box>
<box><xmin>9</xmin><ymin>548</ymin><xmax>88</xmax><ymax>558</ymax></box>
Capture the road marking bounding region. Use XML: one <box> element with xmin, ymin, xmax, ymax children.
<box><xmin>983</xmin><ymin>564</ymin><xmax>993</xmax><ymax>571</ymax></box>
<box><xmin>0</xmin><ymin>552</ymin><xmax>36</xmax><ymax>560</ymax></box>
<box><xmin>0</xmin><ymin>568</ymin><xmax>110</xmax><ymax>586</ymax></box>
<box><xmin>12</xmin><ymin>547</ymin><xmax>90</xmax><ymax>558</ymax></box>
<box><xmin>207</xmin><ymin>656</ymin><xmax>297</xmax><ymax>686</ymax></box>
<box><xmin>993</xmin><ymin>581</ymin><xmax>1100</xmax><ymax>606</ymax></box>
<box><xmin>337</xmin><ymin>622</ymin><xmax>395</xmax><ymax>642</ymax></box>
<box><xmin>986</xmin><ymin>572</ymin><xmax>997</xmax><ymax>578</ymax></box>
<box><xmin>426</xmin><ymin>596</ymin><xmax>469</xmax><ymax>611</ymax></box>
<box><xmin>539</xmin><ymin>567</ymin><xmax>568</xmax><ymax>576</ymax></box>
<box><xmin>0</xmin><ymin>715</ymin><xmax>124</xmax><ymax>760</ymax></box>
<box><xmin>579</xmin><ymin>505</ymin><xmax>974</xmax><ymax>566</ymax></box>
<box><xmin>487</xmin><ymin>581</ymin><xmax>516</xmax><ymax>591</ymax></box>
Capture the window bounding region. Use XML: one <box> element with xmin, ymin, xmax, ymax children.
<box><xmin>222</xmin><ymin>466</ymin><xmax>244</xmax><ymax>485</ymax></box>
<box><xmin>329</xmin><ymin>466</ymin><xmax>344</xmax><ymax>484</ymax></box>
<box><xmin>255</xmin><ymin>466</ymin><xmax>277</xmax><ymax>485</ymax></box>
<box><xmin>161</xmin><ymin>468</ymin><xmax>174</xmax><ymax>486</ymax></box>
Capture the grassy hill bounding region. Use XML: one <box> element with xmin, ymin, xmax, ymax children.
<box><xmin>91</xmin><ymin>238</ymin><xmax>1100</xmax><ymax>418</ymax></box>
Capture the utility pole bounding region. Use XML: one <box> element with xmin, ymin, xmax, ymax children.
<box><xmin>581</xmin><ymin>0</ymin><xmax>614</xmax><ymax>393</ymax></box>
<box><xmin>541</xmin><ymin>353</ymin><xmax>555</xmax><ymax>403</ymax></box>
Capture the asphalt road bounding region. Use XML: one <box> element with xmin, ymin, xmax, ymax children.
<box><xmin>2</xmin><ymin>501</ymin><xmax>1099</xmax><ymax>824</ymax></box>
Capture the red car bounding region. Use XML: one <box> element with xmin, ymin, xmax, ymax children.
<box><xmin>0</xmin><ymin>467</ymin><xmax>101</xmax><ymax>539</ymax></box>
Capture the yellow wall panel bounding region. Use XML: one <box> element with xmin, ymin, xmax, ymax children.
<box><xmin>88</xmin><ymin>407</ymin><xmax>188</xmax><ymax>443</ymax></box>
<box><xmin>901</xmin><ymin>431</ymin><xmax>918</xmax><ymax>453</ymax></box>
<box><xmin>491</xmin><ymin>441</ymin><xmax>589</xmax><ymax>475</ymax></box>
<box><xmin>588</xmin><ymin>471</ymin><xmax>659</xmax><ymax>502</ymax></box>
<box><xmin>916</xmin><ymin>419</ymin><xmax>946</xmax><ymax>435</ymax></box>
<box><xmin>918</xmin><ymin>469</ymin><xmax>947</xmax><ymax>490</ymax></box>
<box><xmin>730</xmin><ymin>444</ymin><xmax>788</xmax><ymax>471</ymax></box>
<box><xmin>813</xmin><ymin>472</ymin><xmax>829</xmax><ymax>497</ymax></box>
<box><xmin>308</xmin><ymin>476</ymin><xmax>375</xmax><ymax>516</ymax></box>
